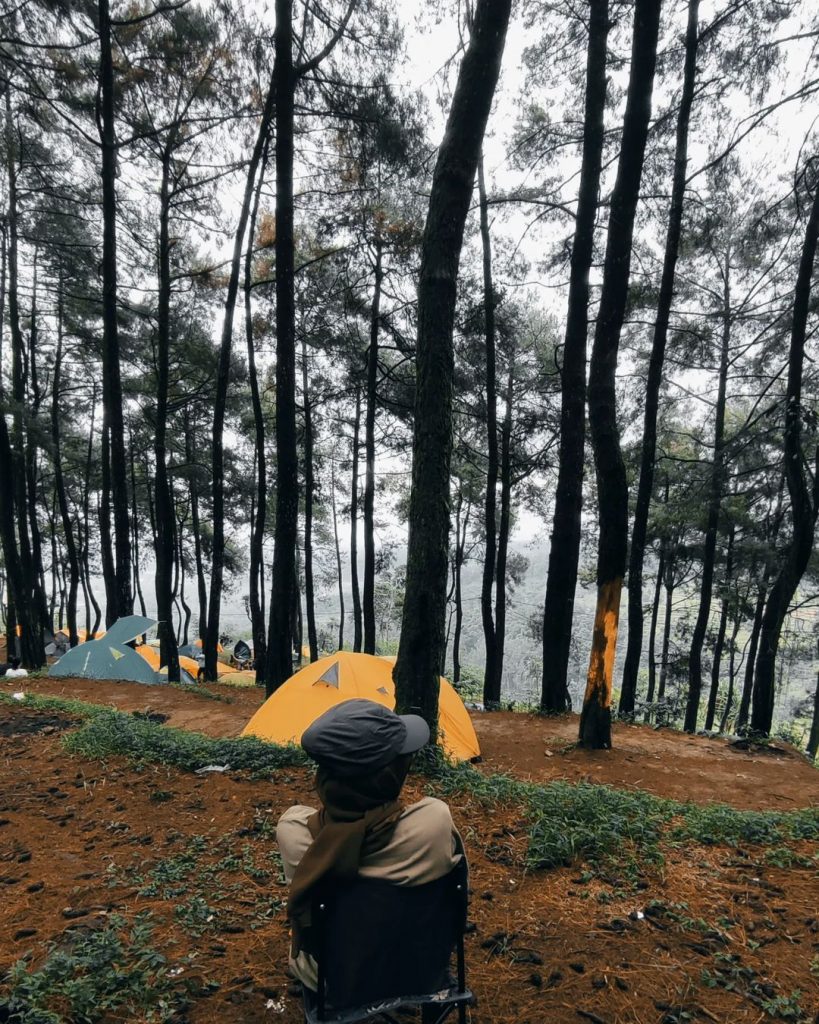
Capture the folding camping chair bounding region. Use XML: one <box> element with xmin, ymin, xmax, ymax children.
<box><xmin>301</xmin><ymin>859</ymin><xmax>472</xmax><ymax>1024</ymax></box>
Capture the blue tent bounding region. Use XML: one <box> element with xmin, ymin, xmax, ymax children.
<box><xmin>49</xmin><ymin>616</ymin><xmax>161</xmax><ymax>685</ymax></box>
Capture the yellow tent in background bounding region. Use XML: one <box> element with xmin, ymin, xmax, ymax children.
<box><xmin>241</xmin><ymin>651</ymin><xmax>480</xmax><ymax>763</ymax></box>
<box><xmin>136</xmin><ymin>645</ymin><xmax>202</xmax><ymax>679</ymax></box>
<box><xmin>194</xmin><ymin>638</ymin><xmax>224</xmax><ymax>653</ymax></box>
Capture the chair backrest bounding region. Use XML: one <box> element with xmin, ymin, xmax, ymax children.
<box><xmin>309</xmin><ymin>860</ymin><xmax>468</xmax><ymax>1012</ymax></box>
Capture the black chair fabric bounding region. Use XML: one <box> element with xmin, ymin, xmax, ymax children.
<box><xmin>308</xmin><ymin>861</ymin><xmax>468</xmax><ymax>1013</ymax></box>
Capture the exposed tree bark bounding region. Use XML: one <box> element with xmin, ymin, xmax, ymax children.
<box><xmin>685</xmin><ymin>269</ymin><xmax>730</xmax><ymax>732</ymax></box>
<box><xmin>83</xmin><ymin>389</ymin><xmax>102</xmax><ymax>636</ymax></box>
<box><xmin>350</xmin><ymin>387</ymin><xmax>363</xmax><ymax>651</ymax></box>
<box><xmin>301</xmin><ymin>336</ymin><xmax>318</xmax><ymax>662</ymax></box>
<box><xmin>331</xmin><ymin>455</ymin><xmax>345</xmax><ymax>651</ymax></box>
<box><xmin>451</xmin><ymin>489</ymin><xmax>471</xmax><ymax>686</ymax></box>
<box><xmin>363</xmin><ymin>232</ymin><xmax>383</xmax><ymax>655</ymax></box>
<box><xmin>540</xmin><ymin>0</ymin><xmax>609</xmax><ymax>714</ymax></box>
<box><xmin>207</xmin><ymin>63</ymin><xmax>277</xmax><ymax>682</ymax></box>
<box><xmin>245</xmin><ymin>132</ymin><xmax>271</xmax><ymax>682</ymax></box>
<box><xmin>657</xmin><ymin>555</ymin><xmax>675</xmax><ymax>702</ymax></box>
<box><xmin>621</xmin><ymin>0</ymin><xmax>700</xmax><ymax>713</ymax></box>
<box><xmin>98</xmin><ymin>0</ymin><xmax>132</xmax><ymax>621</ymax></box>
<box><xmin>704</xmin><ymin>525</ymin><xmax>734</xmax><ymax>730</ymax></box>
<box><xmin>155</xmin><ymin>146</ymin><xmax>180</xmax><ymax>681</ymax></box>
<box><xmin>52</xmin><ymin>273</ymin><xmax>80</xmax><ymax>647</ymax></box>
<box><xmin>736</xmin><ymin>579</ymin><xmax>767</xmax><ymax>732</ymax></box>
<box><xmin>477</xmin><ymin>154</ymin><xmax>500</xmax><ymax>706</ymax></box>
<box><xmin>645</xmin><ymin>542</ymin><xmax>666</xmax><ymax>705</ymax></box>
<box><xmin>129</xmin><ymin>436</ymin><xmax>147</xmax><ymax>623</ymax></box>
<box><xmin>25</xmin><ymin>254</ymin><xmax>50</xmax><ymax>630</ymax></box>
<box><xmin>751</xmin><ymin>175</ymin><xmax>819</xmax><ymax>736</ymax></box>
<box><xmin>492</xmin><ymin>350</ymin><xmax>514</xmax><ymax>702</ymax></box>
<box><xmin>99</xmin><ymin>422</ymin><xmax>117</xmax><ymax>624</ymax></box>
<box><xmin>393</xmin><ymin>0</ymin><xmax>512</xmax><ymax>734</ymax></box>
<box><xmin>581</xmin><ymin>0</ymin><xmax>663</xmax><ymax>748</ymax></box>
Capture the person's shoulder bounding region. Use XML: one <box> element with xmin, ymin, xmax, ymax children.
<box><xmin>276</xmin><ymin>804</ymin><xmax>315</xmax><ymax>829</ymax></box>
<box><xmin>402</xmin><ymin>796</ymin><xmax>455</xmax><ymax>829</ymax></box>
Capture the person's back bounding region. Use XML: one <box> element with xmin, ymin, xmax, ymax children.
<box><xmin>275</xmin><ymin>700</ymin><xmax>464</xmax><ymax>993</ymax></box>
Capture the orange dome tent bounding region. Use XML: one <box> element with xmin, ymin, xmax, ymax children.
<box><xmin>136</xmin><ymin>645</ymin><xmax>202</xmax><ymax>680</ymax></box>
<box><xmin>241</xmin><ymin>651</ymin><xmax>480</xmax><ymax>762</ymax></box>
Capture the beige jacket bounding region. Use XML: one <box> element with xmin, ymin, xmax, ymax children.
<box><xmin>276</xmin><ymin>796</ymin><xmax>464</xmax><ymax>989</ymax></box>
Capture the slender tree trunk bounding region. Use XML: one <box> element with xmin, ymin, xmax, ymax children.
<box><xmin>301</xmin><ymin>336</ymin><xmax>318</xmax><ymax>662</ymax></box>
<box><xmin>478</xmin><ymin>154</ymin><xmax>499</xmax><ymax>706</ymax></box>
<box><xmin>207</xmin><ymin>65</ymin><xmax>277</xmax><ymax>682</ymax></box>
<box><xmin>25</xmin><ymin>254</ymin><xmax>50</xmax><ymax>632</ymax></box>
<box><xmin>736</xmin><ymin>579</ymin><xmax>767</xmax><ymax>732</ymax></box>
<box><xmin>363</xmin><ymin>233</ymin><xmax>383</xmax><ymax>654</ymax></box>
<box><xmin>452</xmin><ymin>493</ymin><xmax>470</xmax><ymax>686</ymax></box>
<box><xmin>621</xmin><ymin>0</ymin><xmax>700</xmax><ymax>712</ymax></box>
<box><xmin>541</xmin><ymin>0</ymin><xmax>609</xmax><ymax>714</ymax></box>
<box><xmin>266</xmin><ymin>0</ymin><xmax>300</xmax><ymax>694</ymax></box>
<box><xmin>246</xmin><ymin>132</ymin><xmax>271</xmax><ymax>681</ymax></box>
<box><xmin>581</xmin><ymin>0</ymin><xmax>663</xmax><ymax>748</ymax></box>
<box><xmin>178</xmin><ymin>513</ymin><xmax>192</xmax><ymax>647</ymax></box>
<box><xmin>52</xmin><ymin>275</ymin><xmax>80</xmax><ymax>647</ymax></box>
<box><xmin>83</xmin><ymin>389</ymin><xmax>101</xmax><ymax>636</ymax></box>
<box><xmin>184</xmin><ymin>412</ymin><xmax>208</xmax><ymax>640</ymax></box>
<box><xmin>685</xmin><ymin>278</ymin><xmax>730</xmax><ymax>731</ymax></box>
<box><xmin>350</xmin><ymin>388</ymin><xmax>363</xmax><ymax>651</ymax></box>
<box><xmin>719</xmin><ymin>601</ymin><xmax>743</xmax><ymax>733</ymax></box>
<box><xmin>645</xmin><ymin>542</ymin><xmax>666</xmax><ymax>704</ymax></box>
<box><xmin>704</xmin><ymin>525</ymin><xmax>734</xmax><ymax>730</ymax></box>
<box><xmin>807</xmin><ymin>673</ymin><xmax>819</xmax><ymax>758</ymax></box>
<box><xmin>98</xmin><ymin>0</ymin><xmax>132</xmax><ymax>620</ymax></box>
<box><xmin>751</xmin><ymin>178</ymin><xmax>819</xmax><ymax>736</ymax></box>
<box><xmin>331</xmin><ymin>456</ymin><xmax>345</xmax><ymax>650</ymax></box>
<box><xmin>657</xmin><ymin>553</ymin><xmax>675</xmax><ymax>701</ymax></box>
<box><xmin>493</xmin><ymin>351</ymin><xmax>514</xmax><ymax>701</ymax></box>
<box><xmin>394</xmin><ymin>0</ymin><xmax>512</xmax><ymax>734</ymax></box>
<box><xmin>155</xmin><ymin>148</ymin><xmax>180</xmax><ymax>681</ymax></box>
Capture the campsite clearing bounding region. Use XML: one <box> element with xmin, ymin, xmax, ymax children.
<box><xmin>0</xmin><ymin>676</ymin><xmax>817</xmax><ymax>1024</ymax></box>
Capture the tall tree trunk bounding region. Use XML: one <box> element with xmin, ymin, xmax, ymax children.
<box><xmin>719</xmin><ymin>601</ymin><xmax>743</xmax><ymax>733</ymax></box>
<box><xmin>685</xmin><ymin>274</ymin><xmax>730</xmax><ymax>732</ymax></box>
<box><xmin>5</xmin><ymin>89</ymin><xmax>47</xmax><ymax>660</ymax></box>
<box><xmin>266</xmin><ymin>0</ymin><xmax>300</xmax><ymax>694</ymax></box>
<box><xmin>581</xmin><ymin>0</ymin><xmax>663</xmax><ymax>748</ymax></box>
<box><xmin>492</xmin><ymin>351</ymin><xmax>514</xmax><ymax>702</ymax></box>
<box><xmin>98</xmin><ymin>0</ymin><xmax>132</xmax><ymax>621</ymax></box>
<box><xmin>621</xmin><ymin>0</ymin><xmax>700</xmax><ymax>713</ymax></box>
<box><xmin>83</xmin><ymin>389</ymin><xmax>101</xmax><ymax>636</ymax></box>
<box><xmin>657</xmin><ymin>552</ymin><xmax>675</xmax><ymax>701</ymax></box>
<box><xmin>129</xmin><ymin>438</ymin><xmax>147</xmax><ymax>622</ymax></box>
<box><xmin>206</xmin><ymin>66</ymin><xmax>277</xmax><ymax>682</ymax></box>
<box><xmin>704</xmin><ymin>525</ymin><xmax>734</xmax><ymax>730</ymax></box>
<box><xmin>52</xmin><ymin>274</ymin><xmax>81</xmax><ymax>647</ymax></box>
<box><xmin>246</xmin><ymin>133</ymin><xmax>271</xmax><ymax>682</ymax></box>
<box><xmin>331</xmin><ymin>456</ymin><xmax>345</xmax><ymax>650</ymax></box>
<box><xmin>185</xmin><ymin>411</ymin><xmax>208</xmax><ymax>640</ymax></box>
<box><xmin>541</xmin><ymin>0</ymin><xmax>609</xmax><ymax>714</ymax></box>
<box><xmin>301</xmin><ymin>336</ymin><xmax>318</xmax><ymax>662</ymax></box>
<box><xmin>155</xmin><ymin>148</ymin><xmax>180</xmax><ymax>681</ymax></box>
<box><xmin>452</xmin><ymin>491</ymin><xmax>470</xmax><ymax>686</ymax></box>
<box><xmin>178</xmin><ymin>512</ymin><xmax>191</xmax><ymax>647</ymax></box>
<box><xmin>394</xmin><ymin>0</ymin><xmax>512</xmax><ymax>734</ymax></box>
<box><xmin>751</xmin><ymin>177</ymin><xmax>819</xmax><ymax>736</ymax></box>
<box><xmin>25</xmin><ymin>253</ymin><xmax>50</xmax><ymax>631</ymax></box>
<box><xmin>645</xmin><ymin>541</ymin><xmax>666</xmax><ymax>705</ymax></box>
<box><xmin>478</xmin><ymin>154</ymin><xmax>500</xmax><ymax>706</ymax></box>
<box><xmin>736</xmin><ymin>579</ymin><xmax>767</xmax><ymax>732</ymax></box>
<box><xmin>807</xmin><ymin>673</ymin><xmax>819</xmax><ymax>758</ymax></box>
<box><xmin>363</xmin><ymin>233</ymin><xmax>383</xmax><ymax>654</ymax></box>
<box><xmin>350</xmin><ymin>388</ymin><xmax>363</xmax><ymax>651</ymax></box>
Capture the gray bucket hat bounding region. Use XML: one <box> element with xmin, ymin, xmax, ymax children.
<box><xmin>301</xmin><ymin>699</ymin><xmax>430</xmax><ymax>776</ymax></box>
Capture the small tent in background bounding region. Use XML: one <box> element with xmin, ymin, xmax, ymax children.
<box><xmin>136</xmin><ymin>645</ymin><xmax>200</xmax><ymax>682</ymax></box>
<box><xmin>232</xmin><ymin>639</ymin><xmax>254</xmax><ymax>668</ymax></box>
<box><xmin>241</xmin><ymin>651</ymin><xmax>481</xmax><ymax>762</ymax></box>
<box><xmin>49</xmin><ymin>616</ymin><xmax>160</xmax><ymax>685</ymax></box>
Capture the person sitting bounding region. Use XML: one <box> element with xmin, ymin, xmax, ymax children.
<box><xmin>0</xmin><ymin>657</ymin><xmax>28</xmax><ymax>679</ymax></box>
<box><xmin>276</xmin><ymin>699</ymin><xmax>465</xmax><ymax>992</ymax></box>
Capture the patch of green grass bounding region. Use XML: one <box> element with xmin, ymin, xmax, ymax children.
<box><xmin>5</xmin><ymin>913</ymin><xmax>180</xmax><ymax>1023</ymax></box>
<box><xmin>0</xmin><ymin>691</ymin><xmax>112</xmax><ymax>720</ymax></box>
<box><xmin>62</xmin><ymin>709</ymin><xmax>308</xmax><ymax>775</ymax></box>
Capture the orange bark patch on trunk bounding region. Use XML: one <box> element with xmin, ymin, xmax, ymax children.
<box><xmin>579</xmin><ymin>577</ymin><xmax>622</xmax><ymax>748</ymax></box>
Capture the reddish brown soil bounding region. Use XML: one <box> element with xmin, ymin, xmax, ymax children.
<box><xmin>1</xmin><ymin>679</ymin><xmax>818</xmax><ymax>1024</ymax></box>
<box><xmin>13</xmin><ymin>674</ymin><xmax>819</xmax><ymax>812</ymax></box>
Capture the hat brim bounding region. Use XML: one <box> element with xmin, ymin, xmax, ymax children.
<box><xmin>398</xmin><ymin>714</ymin><xmax>430</xmax><ymax>754</ymax></box>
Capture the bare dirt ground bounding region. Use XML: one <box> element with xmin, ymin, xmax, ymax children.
<box><xmin>0</xmin><ymin>676</ymin><xmax>818</xmax><ymax>1024</ymax></box>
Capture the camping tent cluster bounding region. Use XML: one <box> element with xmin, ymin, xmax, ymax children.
<box><xmin>46</xmin><ymin>631</ymin><xmax>481</xmax><ymax>762</ymax></box>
